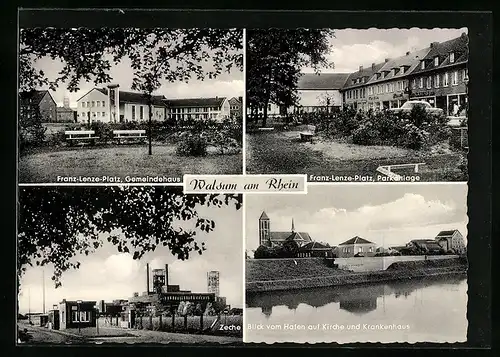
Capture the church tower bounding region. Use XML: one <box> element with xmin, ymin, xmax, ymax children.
<box><xmin>259</xmin><ymin>211</ymin><xmax>271</xmax><ymax>247</ymax></box>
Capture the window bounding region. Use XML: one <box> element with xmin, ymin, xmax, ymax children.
<box><xmin>140</xmin><ymin>106</ymin><xmax>144</xmax><ymax>120</ymax></box>
<box><xmin>426</xmin><ymin>76</ymin><xmax>432</xmax><ymax>89</ymax></box>
<box><xmin>82</xmin><ymin>102</ymin><xmax>86</xmax><ymax>108</ymax></box>
<box><xmin>450</xmin><ymin>52</ymin><xmax>455</xmax><ymax>63</ymax></box>
<box><xmin>369</xmin><ymin>247</ymin><xmax>373</xmax><ymax>252</ymax></box>
<box><xmin>91</xmin><ymin>101</ymin><xmax>95</xmax><ymax>107</ymax></box>
<box><xmin>434</xmin><ymin>56</ymin><xmax>439</xmax><ymax>66</ymax></box>
<box><xmin>391</xmin><ymin>69</ymin><xmax>395</xmax><ymax>76</ymax></box>
<box><xmin>419</xmin><ymin>78</ymin><xmax>424</xmax><ymax>88</ymax></box>
<box><xmin>435</xmin><ymin>74</ymin><xmax>440</xmax><ymax>88</ymax></box>
<box><xmin>102</xmin><ymin>101</ymin><xmax>105</xmax><ymax>107</ymax></box>
<box><xmin>421</xmin><ymin>60</ymin><xmax>425</xmax><ymax>69</ymax></box>
<box><xmin>412</xmin><ymin>79</ymin><xmax>417</xmax><ymax>89</ymax></box>
<box><xmin>358</xmin><ymin>247</ymin><xmax>363</xmax><ymax>253</ymax></box>
<box><xmin>400</xmin><ymin>66</ymin><xmax>405</xmax><ymax>74</ymax></box>
<box><xmin>132</xmin><ymin>105</ymin><xmax>136</xmax><ymax>120</ymax></box>
<box><xmin>452</xmin><ymin>71</ymin><xmax>458</xmax><ymax>85</ymax></box>
<box><xmin>444</xmin><ymin>73</ymin><xmax>449</xmax><ymax>86</ymax></box>
<box><xmin>97</xmin><ymin>101</ymin><xmax>100</xmax><ymax>107</ymax></box>
<box><xmin>87</xmin><ymin>101</ymin><xmax>90</xmax><ymax>107</ymax></box>
<box><xmin>93</xmin><ymin>112</ymin><xmax>96</xmax><ymax>117</ymax></box>
<box><xmin>72</xmin><ymin>310</ymin><xmax>91</xmax><ymax>323</ymax></box>
<box><xmin>96</xmin><ymin>112</ymin><xmax>100</xmax><ymax>117</ymax></box>
<box><xmin>268</xmin><ymin>104</ymin><xmax>271</xmax><ymax>111</ymax></box>
<box><xmin>102</xmin><ymin>112</ymin><xmax>105</xmax><ymax>116</ymax></box>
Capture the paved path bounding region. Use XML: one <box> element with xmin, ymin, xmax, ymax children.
<box><xmin>18</xmin><ymin>322</ymin><xmax>85</xmax><ymax>344</ymax></box>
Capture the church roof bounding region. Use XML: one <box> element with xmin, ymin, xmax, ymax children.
<box><xmin>299</xmin><ymin>241</ymin><xmax>332</xmax><ymax>251</ymax></box>
<box><xmin>339</xmin><ymin>236</ymin><xmax>375</xmax><ymax>246</ymax></box>
<box><xmin>269</xmin><ymin>231</ymin><xmax>312</xmax><ymax>243</ymax></box>
<box><xmin>259</xmin><ymin>211</ymin><xmax>269</xmax><ymax>220</ymax></box>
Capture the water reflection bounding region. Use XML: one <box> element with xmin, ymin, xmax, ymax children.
<box><xmin>245</xmin><ymin>273</ymin><xmax>467</xmax><ymax>343</ymax></box>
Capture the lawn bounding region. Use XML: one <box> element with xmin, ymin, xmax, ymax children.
<box><xmin>19</xmin><ymin>142</ymin><xmax>242</xmax><ymax>183</ymax></box>
<box><xmin>246</xmin><ymin>129</ymin><xmax>466</xmax><ymax>182</ymax></box>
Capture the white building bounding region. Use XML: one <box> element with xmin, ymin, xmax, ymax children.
<box><xmin>165</xmin><ymin>97</ymin><xmax>230</xmax><ymax>122</ymax></box>
<box><xmin>296</xmin><ymin>73</ymin><xmax>350</xmax><ymax>112</ymax></box>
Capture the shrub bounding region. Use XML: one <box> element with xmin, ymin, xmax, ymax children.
<box><xmin>352</xmin><ymin>122</ymin><xmax>381</xmax><ymax>145</ymax></box>
<box><xmin>48</xmin><ymin>129</ymin><xmax>67</xmax><ymax>147</ymax></box>
<box><xmin>397</xmin><ymin>124</ymin><xmax>429</xmax><ymax>150</ymax></box>
<box><xmin>176</xmin><ymin>132</ymin><xmax>208</xmax><ymax>156</ymax></box>
<box><xmin>90</xmin><ymin>122</ymin><xmax>114</xmax><ymax>143</ymax></box>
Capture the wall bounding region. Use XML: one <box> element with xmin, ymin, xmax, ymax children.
<box><xmin>39</xmin><ymin>92</ymin><xmax>57</xmax><ymax>123</ymax></box>
<box><xmin>77</xmin><ymin>89</ymin><xmax>109</xmax><ymax>123</ymax></box>
<box><xmin>297</xmin><ymin>89</ymin><xmax>342</xmax><ymax>107</ymax></box>
<box><xmin>335</xmin><ymin>255</ymin><xmax>459</xmax><ymax>272</ymax></box>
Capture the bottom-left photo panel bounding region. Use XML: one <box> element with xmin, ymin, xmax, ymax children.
<box><xmin>17</xmin><ymin>185</ymin><xmax>243</xmax><ymax>345</ymax></box>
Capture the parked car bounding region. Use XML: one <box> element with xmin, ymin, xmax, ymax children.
<box><xmin>389</xmin><ymin>100</ymin><xmax>444</xmax><ymax>116</ymax></box>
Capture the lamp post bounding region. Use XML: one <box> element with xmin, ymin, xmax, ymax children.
<box><xmin>463</xmin><ymin>74</ymin><xmax>469</xmax><ymax>119</ymax></box>
<box><xmin>77</xmin><ymin>300</ymin><xmax>82</xmax><ymax>333</ymax></box>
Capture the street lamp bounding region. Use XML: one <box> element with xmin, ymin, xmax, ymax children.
<box><xmin>77</xmin><ymin>300</ymin><xmax>82</xmax><ymax>333</ymax></box>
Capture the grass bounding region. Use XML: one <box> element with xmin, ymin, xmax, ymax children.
<box><xmin>246</xmin><ymin>129</ymin><xmax>466</xmax><ymax>182</ymax></box>
<box><xmin>19</xmin><ymin>142</ymin><xmax>242</xmax><ymax>183</ymax></box>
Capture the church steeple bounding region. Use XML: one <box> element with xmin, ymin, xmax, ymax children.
<box><xmin>259</xmin><ymin>211</ymin><xmax>271</xmax><ymax>247</ymax></box>
<box><xmin>291</xmin><ymin>218</ymin><xmax>295</xmax><ymax>233</ymax></box>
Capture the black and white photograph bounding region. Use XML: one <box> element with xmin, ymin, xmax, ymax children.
<box><xmin>17</xmin><ymin>186</ymin><xmax>243</xmax><ymax>344</ymax></box>
<box><xmin>246</xmin><ymin>28</ymin><xmax>468</xmax><ymax>182</ymax></box>
<box><xmin>19</xmin><ymin>28</ymin><xmax>243</xmax><ymax>183</ymax></box>
<box><xmin>245</xmin><ymin>184</ymin><xmax>468</xmax><ymax>343</ymax></box>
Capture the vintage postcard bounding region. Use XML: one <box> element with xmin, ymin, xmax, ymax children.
<box><xmin>18</xmin><ymin>27</ymin><xmax>243</xmax><ymax>184</ymax></box>
<box><xmin>17</xmin><ymin>186</ymin><xmax>243</xmax><ymax>344</ymax></box>
<box><xmin>245</xmin><ymin>28</ymin><xmax>469</xmax><ymax>183</ymax></box>
<box><xmin>245</xmin><ymin>184</ymin><xmax>468</xmax><ymax>344</ymax></box>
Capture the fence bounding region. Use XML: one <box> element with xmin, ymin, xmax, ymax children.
<box><xmin>97</xmin><ymin>314</ymin><xmax>242</xmax><ymax>336</ymax></box>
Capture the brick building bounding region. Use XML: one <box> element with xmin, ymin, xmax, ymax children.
<box><xmin>19</xmin><ymin>90</ymin><xmax>57</xmax><ymax>123</ymax></box>
<box><xmin>58</xmin><ymin>299</ymin><xmax>97</xmax><ymax>330</ymax></box>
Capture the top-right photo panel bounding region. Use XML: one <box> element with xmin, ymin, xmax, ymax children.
<box><xmin>246</xmin><ymin>28</ymin><xmax>469</xmax><ymax>183</ymax></box>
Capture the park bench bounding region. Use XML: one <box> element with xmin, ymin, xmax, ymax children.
<box><xmin>113</xmin><ymin>130</ymin><xmax>147</xmax><ymax>144</ymax></box>
<box><xmin>65</xmin><ymin>130</ymin><xmax>99</xmax><ymax>146</ymax></box>
<box><xmin>376</xmin><ymin>163</ymin><xmax>426</xmax><ymax>181</ymax></box>
<box><xmin>299</xmin><ymin>125</ymin><xmax>316</xmax><ymax>143</ymax></box>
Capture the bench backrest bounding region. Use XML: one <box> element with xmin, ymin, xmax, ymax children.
<box><xmin>113</xmin><ymin>130</ymin><xmax>146</xmax><ymax>134</ymax></box>
<box><xmin>65</xmin><ymin>130</ymin><xmax>95</xmax><ymax>135</ymax></box>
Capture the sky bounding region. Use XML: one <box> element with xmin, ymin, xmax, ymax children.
<box><xmin>31</xmin><ymin>50</ymin><xmax>243</xmax><ymax>109</ymax></box>
<box><xmin>302</xmin><ymin>27</ymin><xmax>469</xmax><ymax>73</ymax></box>
<box><xmin>18</xmin><ymin>198</ymin><xmax>243</xmax><ymax>314</ymax></box>
<box><xmin>245</xmin><ymin>184</ymin><xmax>468</xmax><ymax>255</ymax></box>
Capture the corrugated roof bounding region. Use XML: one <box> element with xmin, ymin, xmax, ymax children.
<box><xmin>164</xmin><ymin>97</ymin><xmax>226</xmax><ymax>107</ymax></box>
<box><xmin>339</xmin><ymin>236</ymin><xmax>375</xmax><ymax>245</ymax></box>
<box><xmin>298</xmin><ymin>73</ymin><xmax>350</xmax><ymax>90</ymax></box>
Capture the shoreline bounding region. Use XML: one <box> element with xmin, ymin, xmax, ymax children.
<box><xmin>246</xmin><ymin>259</ymin><xmax>467</xmax><ymax>293</ymax></box>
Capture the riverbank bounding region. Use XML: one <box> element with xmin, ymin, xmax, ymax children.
<box><xmin>246</xmin><ymin>257</ymin><xmax>467</xmax><ymax>293</ymax></box>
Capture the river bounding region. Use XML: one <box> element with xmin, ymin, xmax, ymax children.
<box><xmin>245</xmin><ymin>273</ymin><xmax>467</xmax><ymax>343</ymax></box>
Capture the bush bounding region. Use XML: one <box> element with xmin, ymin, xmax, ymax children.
<box><xmin>352</xmin><ymin>122</ymin><xmax>381</xmax><ymax>145</ymax></box>
<box><xmin>90</xmin><ymin>122</ymin><xmax>114</xmax><ymax>143</ymax></box>
<box><xmin>176</xmin><ymin>132</ymin><xmax>208</xmax><ymax>156</ymax></box>
<box><xmin>397</xmin><ymin>124</ymin><xmax>429</xmax><ymax>150</ymax></box>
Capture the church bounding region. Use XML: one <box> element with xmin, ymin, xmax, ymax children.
<box><xmin>258</xmin><ymin>211</ymin><xmax>313</xmax><ymax>248</ymax></box>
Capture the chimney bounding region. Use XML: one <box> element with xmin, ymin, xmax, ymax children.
<box><xmin>430</xmin><ymin>42</ymin><xmax>439</xmax><ymax>48</ymax></box>
<box><xmin>146</xmin><ymin>263</ymin><xmax>150</xmax><ymax>294</ymax></box>
<box><xmin>384</xmin><ymin>58</ymin><xmax>389</xmax><ymax>63</ymax></box>
<box><xmin>165</xmin><ymin>264</ymin><xmax>169</xmax><ymax>291</ymax></box>
<box><xmin>371</xmin><ymin>63</ymin><xmax>375</xmax><ymax>71</ymax></box>
<box><xmin>406</xmin><ymin>51</ymin><xmax>410</xmax><ymax>56</ymax></box>
<box><xmin>359</xmin><ymin>65</ymin><xmax>363</xmax><ymax>72</ymax></box>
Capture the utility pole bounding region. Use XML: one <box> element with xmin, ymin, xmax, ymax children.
<box><xmin>42</xmin><ymin>270</ymin><xmax>45</xmax><ymax>314</ymax></box>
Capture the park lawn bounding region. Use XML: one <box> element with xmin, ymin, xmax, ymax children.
<box><xmin>246</xmin><ymin>130</ymin><xmax>466</xmax><ymax>182</ymax></box>
<box><xmin>19</xmin><ymin>143</ymin><xmax>242</xmax><ymax>183</ymax></box>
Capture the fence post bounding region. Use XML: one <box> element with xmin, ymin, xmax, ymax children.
<box><xmin>200</xmin><ymin>314</ymin><xmax>203</xmax><ymax>332</ymax></box>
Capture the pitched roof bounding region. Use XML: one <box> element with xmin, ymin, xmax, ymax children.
<box><xmin>339</xmin><ymin>236</ymin><xmax>375</xmax><ymax>245</ymax></box>
<box><xmin>299</xmin><ymin>241</ymin><xmax>332</xmax><ymax>251</ymax></box>
<box><xmin>436</xmin><ymin>230</ymin><xmax>460</xmax><ymax>237</ymax></box>
<box><xmin>409</xmin><ymin>239</ymin><xmax>443</xmax><ymax>249</ymax></box>
<box><xmin>95</xmin><ymin>88</ymin><xmax>167</xmax><ymax>106</ymax></box>
<box><xmin>410</xmin><ymin>33</ymin><xmax>468</xmax><ymax>75</ymax></box>
<box><xmin>259</xmin><ymin>211</ymin><xmax>269</xmax><ymax>220</ymax></box>
<box><xmin>368</xmin><ymin>47</ymin><xmax>431</xmax><ymax>85</ymax></box>
<box><xmin>229</xmin><ymin>97</ymin><xmax>242</xmax><ymax>104</ymax></box>
<box><xmin>390</xmin><ymin>246</ymin><xmax>408</xmax><ymax>251</ymax></box>
<box><xmin>343</xmin><ymin>62</ymin><xmax>386</xmax><ymax>90</ymax></box>
<box><xmin>297</xmin><ymin>73</ymin><xmax>350</xmax><ymax>90</ymax></box>
<box><xmin>269</xmin><ymin>231</ymin><xmax>312</xmax><ymax>243</ymax></box>
<box><xmin>164</xmin><ymin>97</ymin><xmax>226</xmax><ymax>108</ymax></box>
<box><xmin>19</xmin><ymin>90</ymin><xmax>51</xmax><ymax>105</ymax></box>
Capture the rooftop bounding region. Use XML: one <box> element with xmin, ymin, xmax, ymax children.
<box><xmin>297</xmin><ymin>73</ymin><xmax>350</xmax><ymax>90</ymax></box>
<box><xmin>339</xmin><ymin>236</ymin><xmax>375</xmax><ymax>246</ymax></box>
<box><xmin>164</xmin><ymin>97</ymin><xmax>226</xmax><ymax>108</ymax></box>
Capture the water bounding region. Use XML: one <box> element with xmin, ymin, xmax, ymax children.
<box><xmin>245</xmin><ymin>273</ymin><xmax>467</xmax><ymax>343</ymax></box>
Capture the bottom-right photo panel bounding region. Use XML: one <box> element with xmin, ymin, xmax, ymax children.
<box><xmin>244</xmin><ymin>184</ymin><xmax>468</xmax><ymax>344</ymax></box>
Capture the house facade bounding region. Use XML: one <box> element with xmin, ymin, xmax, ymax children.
<box><xmin>58</xmin><ymin>299</ymin><xmax>97</xmax><ymax>330</ymax></box>
<box><xmin>406</xmin><ymin>239</ymin><xmax>444</xmax><ymax>254</ymax></box>
<box><xmin>295</xmin><ymin>73</ymin><xmax>350</xmax><ymax>112</ymax></box>
<box><xmin>337</xmin><ymin>236</ymin><xmax>377</xmax><ymax>258</ymax></box>
<box><xmin>297</xmin><ymin>241</ymin><xmax>335</xmax><ymax>258</ymax></box>
<box><xmin>76</xmin><ymin>85</ymin><xmax>167</xmax><ymax>124</ymax></box>
<box><xmin>341</xmin><ymin>62</ymin><xmax>386</xmax><ymax>111</ymax></box>
<box><xmin>228</xmin><ymin>96</ymin><xmax>243</xmax><ymax>118</ymax></box>
<box><xmin>258</xmin><ymin>212</ymin><xmax>312</xmax><ymax>248</ymax></box>
<box><xmin>165</xmin><ymin>97</ymin><xmax>230</xmax><ymax>122</ymax></box>
<box><xmin>56</xmin><ymin>106</ymin><xmax>77</xmax><ymax>122</ymax></box>
<box><xmin>19</xmin><ymin>90</ymin><xmax>57</xmax><ymax>123</ymax></box>
<box><xmin>407</xmin><ymin>33</ymin><xmax>469</xmax><ymax>116</ymax></box>
<box><xmin>435</xmin><ymin>229</ymin><xmax>466</xmax><ymax>254</ymax></box>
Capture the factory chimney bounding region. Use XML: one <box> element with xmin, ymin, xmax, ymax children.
<box><xmin>146</xmin><ymin>263</ymin><xmax>150</xmax><ymax>294</ymax></box>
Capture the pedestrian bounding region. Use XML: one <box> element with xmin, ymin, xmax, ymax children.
<box><xmin>453</xmin><ymin>102</ymin><xmax>459</xmax><ymax>116</ymax></box>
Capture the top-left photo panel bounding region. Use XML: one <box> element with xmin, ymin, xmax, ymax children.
<box><xmin>18</xmin><ymin>28</ymin><xmax>244</xmax><ymax>184</ymax></box>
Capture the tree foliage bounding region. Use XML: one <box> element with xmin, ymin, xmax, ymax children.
<box><xmin>18</xmin><ymin>186</ymin><xmax>242</xmax><ymax>287</ymax></box>
<box><xmin>246</xmin><ymin>28</ymin><xmax>334</xmax><ymax>126</ymax></box>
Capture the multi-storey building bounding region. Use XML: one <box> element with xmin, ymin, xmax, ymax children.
<box><xmin>342</xmin><ymin>62</ymin><xmax>386</xmax><ymax>111</ymax></box>
<box><xmin>364</xmin><ymin>47</ymin><xmax>431</xmax><ymax>110</ymax></box>
<box><xmin>228</xmin><ymin>96</ymin><xmax>243</xmax><ymax>118</ymax></box>
<box><xmin>165</xmin><ymin>97</ymin><xmax>230</xmax><ymax>122</ymax></box>
<box><xmin>19</xmin><ymin>90</ymin><xmax>57</xmax><ymax>123</ymax></box>
<box><xmin>407</xmin><ymin>33</ymin><xmax>469</xmax><ymax>116</ymax></box>
<box><xmin>296</xmin><ymin>73</ymin><xmax>350</xmax><ymax>112</ymax></box>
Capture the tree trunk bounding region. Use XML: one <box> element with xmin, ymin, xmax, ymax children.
<box><xmin>262</xmin><ymin>100</ymin><xmax>269</xmax><ymax>128</ymax></box>
<box><xmin>148</xmin><ymin>98</ymin><xmax>153</xmax><ymax>155</ymax></box>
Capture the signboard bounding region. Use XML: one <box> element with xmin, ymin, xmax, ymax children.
<box><xmin>412</xmin><ymin>90</ymin><xmax>435</xmax><ymax>98</ymax></box>
<box><xmin>393</xmin><ymin>93</ymin><xmax>405</xmax><ymax>99</ymax></box>
<box><xmin>368</xmin><ymin>96</ymin><xmax>380</xmax><ymax>101</ymax></box>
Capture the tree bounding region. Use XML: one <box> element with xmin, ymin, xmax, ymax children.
<box><xmin>17</xmin><ymin>186</ymin><xmax>242</xmax><ymax>288</ymax></box>
<box><xmin>19</xmin><ymin>28</ymin><xmax>243</xmax><ymax>155</ymax></box>
<box><xmin>246</xmin><ymin>29</ymin><xmax>334</xmax><ymax>127</ymax></box>
<box><xmin>281</xmin><ymin>239</ymin><xmax>300</xmax><ymax>258</ymax></box>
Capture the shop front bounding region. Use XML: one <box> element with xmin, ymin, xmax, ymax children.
<box><xmin>411</xmin><ymin>84</ymin><xmax>467</xmax><ymax>116</ymax></box>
